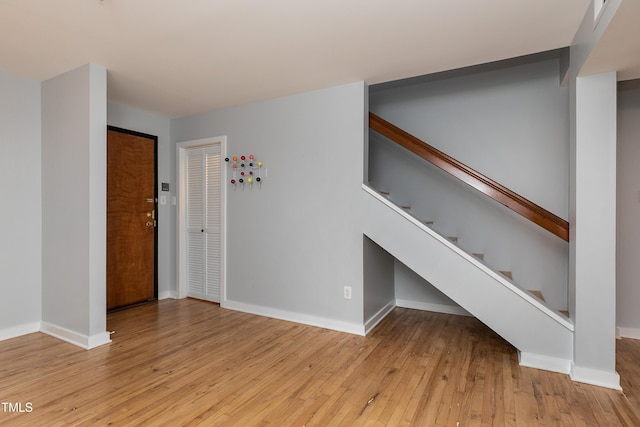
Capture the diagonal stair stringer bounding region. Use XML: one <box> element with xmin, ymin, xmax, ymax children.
<box><xmin>362</xmin><ymin>184</ymin><xmax>573</xmax><ymax>374</ymax></box>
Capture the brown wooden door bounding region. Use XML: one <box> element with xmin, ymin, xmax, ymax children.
<box><xmin>107</xmin><ymin>127</ymin><xmax>157</xmax><ymax>311</ymax></box>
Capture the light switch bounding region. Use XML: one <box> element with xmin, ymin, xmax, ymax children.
<box><xmin>171</xmin><ymin>196</ymin><xmax>177</xmax><ymax>205</ymax></box>
<box><xmin>160</xmin><ymin>196</ymin><xmax>167</xmax><ymax>205</ymax></box>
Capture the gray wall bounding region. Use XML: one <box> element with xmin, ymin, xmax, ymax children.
<box><xmin>571</xmin><ymin>72</ymin><xmax>617</xmax><ymax>379</ymax></box>
<box><xmin>370</xmin><ymin>56</ymin><xmax>569</xmax><ymax>216</ymax></box>
<box><xmin>394</xmin><ymin>260</ymin><xmax>462</xmax><ymax>311</ymax></box>
<box><xmin>369</xmin><ymin>55</ymin><xmax>570</xmax><ymax>310</ymax></box>
<box><xmin>363</xmin><ymin>236</ymin><xmax>395</xmax><ymax>324</ymax></box>
<box><xmin>567</xmin><ymin>0</ymin><xmax>621</xmax><ymax>388</ymax></box>
<box><xmin>0</xmin><ymin>71</ymin><xmax>42</xmax><ymax>336</ymax></box>
<box><xmin>172</xmin><ymin>82</ymin><xmax>366</xmax><ymax>328</ymax></box>
<box><xmin>617</xmin><ymin>81</ymin><xmax>640</xmax><ymax>335</ymax></box>
<box><xmin>107</xmin><ymin>103</ymin><xmax>175</xmax><ymax>299</ymax></box>
<box><xmin>41</xmin><ymin>64</ymin><xmax>108</xmax><ymax>343</ymax></box>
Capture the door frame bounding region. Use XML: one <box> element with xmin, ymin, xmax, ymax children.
<box><xmin>107</xmin><ymin>125</ymin><xmax>159</xmax><ymax>306</ymax></box>
<box><xmin>176</xmin><ymin>136</ymin><xmax>227</xmax><ymax>302</ymax></box>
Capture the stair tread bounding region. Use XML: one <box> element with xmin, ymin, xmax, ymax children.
<box><xmin>529</xmin><ymin>290</ymin><xmax>545</xmax><ymax>301</ymax></box>
<box><xmin>499</xmin><ymin>271</ymin><xmax>513</xmax><ymax>280</ymax></box>
<box><xmin>527</xmin><ymin>292</ymin><xmax>570</xmax><ymax>318</ymax></box>
<box><xmin>374</xmin><ymin>187</ymin><xmax>560</xmax><ymax>319</ymax></box>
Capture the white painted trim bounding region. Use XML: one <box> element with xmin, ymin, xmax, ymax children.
<box><xmin>593</xmin><ymin>0</ymin><xmax>610</xmax><ymax>26</ymax></box>
<box><xmin>40</xmin><ymin>322</ymin><xmax>111</xmax><ymax>350</ymax></box>
<box><xmin>364</xmin><ymin>301</ymin><xmax>396</xmax><ymax>335</ymax></box>
<box><xmin>362</xmin><ymin>184</ymin><xmax>574</xmax><ymax>332</ymax></box>
<box><xmin>222</xmin><ymin>300</ymin><xmax>366</xmax><ymax>336</ymax></box>
<box><xmin>158</xmin><ymin>290</ymin><xmax>178</xmax><ymax>300</ymax></box>
<box><xmin>518</xmin><ymin>351</ymin><xmax>571</xmax><ymax>375</ymax></box>
<box><xmin>616</xmin><ymin>327</ymin><xmax>640</xmax><ymax>340</ymax></box>
<box><xmin>87</xmin><ymin>332</ymin><xmax>112</xmax><ymax>349</ymax></box>
<box><xmin>570</xmin><ymin>363</ymin><xmax>621</xmax><ymax>390</ymax></box>
<box><xmin>176</xmin><ymin>136</ymin><xmax>227</xmax><ymax>303</ymax></box>
<box><xmin>396</xmin><ymin>299</ymin><xmax>473</xmax><ymax>317</ymax></box>
<box><xmin>0</xmin><ymin>322</ymin><xmax>41</xmax><ymax>342</ymax></box>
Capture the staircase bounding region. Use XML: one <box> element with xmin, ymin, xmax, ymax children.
<box><xmin>364</xmin><ymin>114</ymin><xmax>574</xmax><ymax>373</ymax></box>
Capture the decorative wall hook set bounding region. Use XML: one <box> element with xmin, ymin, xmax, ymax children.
<box><xmin>225</xmin><ymin>154</ymin><xmax>265</xmax><ymax>187</ymax></box>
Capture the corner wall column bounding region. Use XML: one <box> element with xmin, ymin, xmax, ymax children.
<box><xmin>41</xmin><ymin>64</ymin><xmax>110</xmax><ymax>349</ymax></box>
<box><xmin>570</xmin><ymin>71</ymin><xmax>619</xmax><ymax>389</ymax></box>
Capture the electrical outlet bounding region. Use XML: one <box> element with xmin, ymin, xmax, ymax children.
<box><xmin>344</xmin><ymin>286</ymin><xmax>352</xmax><ymax>300</ymax></box>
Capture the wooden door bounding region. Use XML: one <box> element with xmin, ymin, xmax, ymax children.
<box><xmin>107</xmin><ymin>127</ymin><xmax>157</xmax><ymax>311</ymax></box>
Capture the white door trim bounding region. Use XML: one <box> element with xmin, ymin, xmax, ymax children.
<box><xmin>176</xmin><ymin>136</ymin><xmax>227</xmax><ymax>302</ymax></box>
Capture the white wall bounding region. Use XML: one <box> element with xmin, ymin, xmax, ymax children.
<box><xmin>107</xmin><ymin>103</ymin><xmax>175</xmax><ymax>299</ymax></box>
<box><xmin>0</xmin><ymin>71</ymin><xmax>42</xmax><ymax>340</ymax></box>
<box><xmin>171</xmin><ymin>82</ymin><xmax>366</xmax><ymax>331</ymax></box>
<box><xmin>616</xmin><ymin>80</ymin><xmax>640</xmax><ymax>338</ymax></box>
<box><xmin>41</xmin><ymin>64</ymin><xmax>110</xmax><ymax>348</ymax></box>
<box><xmin>369</xmin><ymin>55</ymin><xmax>570</xmax><ymax>310</ymax></box>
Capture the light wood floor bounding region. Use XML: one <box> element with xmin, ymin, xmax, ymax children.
<box><xmin>1</xmin><ymin>299</ymin><xmax>639</xmax><ymax>426</ymax></box>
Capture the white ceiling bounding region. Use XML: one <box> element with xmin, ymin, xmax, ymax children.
<box><xmin>2</xmin><ymin>0</ymin><xmax>632</xmax><ymax>119</ymax></box>
<box><xmin>580</xmin><ymin>0</ymin><xmax>640</xmax><ymax>80</ymax></box>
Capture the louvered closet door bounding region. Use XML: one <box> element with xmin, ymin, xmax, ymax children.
<box><xmin>185</xmin><ymin>145</ymin><xmax>222</xmax><ymax>302</ymax></box>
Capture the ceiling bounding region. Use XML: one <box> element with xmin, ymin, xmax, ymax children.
<box><xmin>580</xmin><ymin>0</ymin><xmax>640</xmax><ymax>80</ymax></box>
<box><xmin>1</xmin><ymin>0</ymin><xmax>633</xmax><ymax>119</ymax></box>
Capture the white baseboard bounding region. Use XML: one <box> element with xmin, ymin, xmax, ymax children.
<box><xmin>616</xmin><ymin>326</ymin><xmax>640</xmax><ymax>340</ymax></box>
<box><xmin>222</xmin><ymin>300</ymin><xmax>366</xmax><ymax>336</ymax></box>
<box><xmin>395</xmin><ymin>299</ymin><xmax>472</xmax><ymax>317</ymax></box>
<box><xmin>0</xmin><ymin>322</ymin><xmax>41</xmax><ymax>342</ymax></box>
<box><xmin>518</xmin><ymin>351</ymin><xmax>571</xmax><ymax>375</ymax></box>
<box><xmin>570</xmin><ymin>363</ymin><xmax>621</xmax><ymax>390</ymax></box>
<box><xmin>40</xmin><ymin>322</ymin><xmax>111</xmax><ymax>350</ymax></box>
<box><xmin>159</xmin><ymin>290</ymin><xmax>178</xmax><ymax>300</ymax></box>
<box><xmin>364</xmin><ymin>301</ymin><xmax>396</xmax><ymax>335</ymax></box>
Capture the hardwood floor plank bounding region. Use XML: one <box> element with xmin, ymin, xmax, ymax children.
<box><xmin>1</xmin><ymin>299</ymin><xmax>639</xmax><ymax>426</ymax></box>
<box><xmin>500</xmin><ymin>351</ymin><xmax>518</xmax><ymax>427</ymax></box>
<box><xmin>591</xmin><ymin>385</ymin><xmax>640</xmax><ymax>427</ymax></box>
<box><xmin>482</xmin><ymin>342</ymin><xmax>504</xmax><ymax>427</ymax></box>
<box><xmin>618</xmin><ymin>337</ymin><xmax>640</xmax><ymax>417</ymax></box>
<box><xmin>513</xmin><ymin>366</ymin><xmax>541</xmax><ymax>427</ymax></box>
<box><xmin>530</xmin><ymin>366</ymin><xmax>563</xmax><ymax>426</ymax></box>
<box><xmin>573</xmin><ymin>382</ymin><xmax>610</xmax><ymax>426</ymax></box>
<box><xmin>433</xmin><ymin>319</ymin><xmax>467</xmax><ymax>426</ymax></box>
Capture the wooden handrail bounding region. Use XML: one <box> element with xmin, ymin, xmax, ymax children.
<box><xmin>369</xmin><ymin>112</ymin><xmax>569</xmax><ymax>242</ymax></box>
